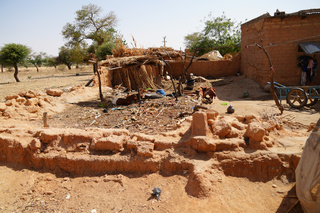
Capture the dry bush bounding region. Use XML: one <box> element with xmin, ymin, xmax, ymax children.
<box><xmin>260</xmin><ymin>109</ymin><xmax>283</xmax><ymax>125</ymax></box>
<box><xmin>57</xmin><ymin>65</ymin><xmax>67</xmax><ymax>72</ymax></box>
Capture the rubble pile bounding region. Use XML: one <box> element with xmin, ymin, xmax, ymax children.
<box><xmin>0</xmin><ymin>89</ymin><xmax>62</xmax><ymax>119</ymax></box>
<box><xmin>0</xmin><ymin>85</ymin><xmax>93</xmax><ymax>120</ymax></box>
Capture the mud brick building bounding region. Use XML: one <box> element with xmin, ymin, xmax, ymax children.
<box><xmin>241</xmin><ymin>9</ymin><xmax>320</xmax><ymax>86</ymax></box>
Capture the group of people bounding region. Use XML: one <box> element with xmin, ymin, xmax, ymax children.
<box><xmin>299</xmin><ymin>55</ymin><xmax>318</xmax><ymax>86</ymax></box>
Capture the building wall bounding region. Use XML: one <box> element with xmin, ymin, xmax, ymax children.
<box><xmin>241</xmin><ymin>13</ymin><xmax>320</xmax><ymax>86</ymax></box>
<box><xmin>167</xmin><ymin>53</ymin><xmax>241</xmax><ymax>79</ymax></box>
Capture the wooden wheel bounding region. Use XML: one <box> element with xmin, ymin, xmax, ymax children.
<box><xmin>286</xmin><ymin>88</ymin><xmax>307</xmax><ymax>109</ymax></box>
<box><xmin>305</xmin><ymin>88</ymin><xmax>319</xmax><ymax>107</ymax></box>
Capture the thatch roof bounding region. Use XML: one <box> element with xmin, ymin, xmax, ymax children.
<box><xmin>146</xmin><ymin>47</ymin><xmax>183</xmax><ymax>60</ymax></box>
<box><xmin>100</xmin><ymin>56</ymin><xmax>161</xmax><ymax>68</ymax></box>
<box><xmin>100</xmin><ymin>47</ymin><xmax>183</xmax><ymax>68</ymax></box>
<box><xmin>111</xmin><ymin>42</ymin><xmax>183</xmax><ymax>60</ymax></box>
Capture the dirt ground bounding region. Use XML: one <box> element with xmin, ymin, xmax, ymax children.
<box><xmin>0</xmin><ymin>66</ymin><xmax>319</xmax><ymax>212</ymax></box>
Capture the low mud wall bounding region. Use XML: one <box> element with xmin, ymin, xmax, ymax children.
<box><xmin>0</xmin><ymin>110</ymin><xmax>303</xmax><ymax>197</ymax></box>
<box><xmin>166</xmin><ymin>54</ymin><xmax>241</xmax><ymax>79</ymax></box>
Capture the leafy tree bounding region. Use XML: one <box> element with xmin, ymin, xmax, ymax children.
<box><xmin>62</xmin><ymin>3</ymin><xmax>118</xmax><ymax>103</ymax></box>
<box><xmin>69</xmin><ymin>42</ymin><xmax>87</xmax><ymax>68</ymax></box>
<box><xmin>184</xmin><ymin>13</ymin><xmax>241</xmax><ymax>56</ymax></box>
<box><xmin>44</xmin><ymin>56</ymin><xmax>59</xmax><ymax>69</ymax></box>
<box><xmin>86</xmin><ymin>44</ymin><xmax>96</xmax><ymax>55</ymax></box>
<box><xmin>184</xmin><ymin>32</ymin><xmax>202</xmax><ymax>51</ymax></box>
<box><xmin>57</xmin><ymin>46</ymin><xmax>73</xmax><ymax>70</ymax></box>
<box><xmin>96</xmin><ymin>41</ymin><xmax>116</xmax><ymax>60</ymax></box>
<box><xmin>62</xmin><ymin>3</ymin><xmax>117</xmax><ymax>47</ymax></box>
<box><xmin>0</xmin><ymin>43</ymin><xmax>30</xmax><ymax>82</ymax></box>
<box><xmin>28</xmin><ymin>52</ymin><xmax>46</xmax><ymax>72</ymax></box>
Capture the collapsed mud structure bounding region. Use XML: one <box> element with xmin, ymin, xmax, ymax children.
<box><xmin>0</xmin><ymin>98</ymin><xmax>301</xmax><ymax>198</ymax></box>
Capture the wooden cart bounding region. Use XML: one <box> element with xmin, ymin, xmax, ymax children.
<box><xmin>269</xmin><ymin>82</ymin><xmax>320</xmax><ymax>109</ymax></box>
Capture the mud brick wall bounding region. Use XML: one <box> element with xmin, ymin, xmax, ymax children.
<box><xmin>166</xmin><ymin>53</ymin><xmax>241</xmax><ymax>79</ymax></box>
<box><xmin>241</xmin><ymin>13</ymin><xmax>320</xmax><ymax>86</ymax></box>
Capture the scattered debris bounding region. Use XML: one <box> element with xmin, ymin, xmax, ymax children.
<box><xmin>196</xmin><ymin>87</ymin><xmax>217</xmax><ymax>104</ymax></box>
<box><xmin>156</xmin><ymin>89</ymin><xmax>165</xmax><ymax>96</ymax></box>
<box><xmin>112</xmin><ymin>93</ymin><xmax>140</xmax><ymax>106</ymax></box>
<box><xmin>151</xmin><ymin>187</ymin><xmax>161</xmax><ymax>201</ymax></box>
<box><xmin>227</xmin><ymin>105</ymin><xmax>235</xmax><ymax>114</ymax></box>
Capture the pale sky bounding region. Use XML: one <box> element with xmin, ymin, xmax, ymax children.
<box><xmin>0</xmin><ymin>0</ymin><xmax>319</xmax><ymax>56</ymax></box>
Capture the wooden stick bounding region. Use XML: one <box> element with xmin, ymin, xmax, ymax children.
<box><xmin>178</xmin><ymin>49</ymin><xmax>197</xmax><ymax>95</ymax></box>
<box><xmin>43</xmin><ymin>112</ymin><xmax>49</xmax><ymax>128</ymax></box>
<box><xmin>256</xmin><ymin>41</ymin><xmax>284</xmax><ymax>115</ymax></box>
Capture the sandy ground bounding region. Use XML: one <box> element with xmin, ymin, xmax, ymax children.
<box><xmin>0</xmin><ymin>162</ymin><xmax>299</xmax><ymax>213</ymax></box>
<box><xmin>1</xmin><ymin>66</ymin><xmax>319</xmax><ymax>212</ymax></box>
<box><xmin>0</xmin><ymin>66</ymin><xmax>93</xmax><ymax>102</ymax></box>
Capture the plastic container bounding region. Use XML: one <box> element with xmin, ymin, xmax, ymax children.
<box><xmin>156</xmin><ymin>89</ymin><xmax>165</xmax><ymax>96</ymax></box>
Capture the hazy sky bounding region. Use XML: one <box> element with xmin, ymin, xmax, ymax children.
<box><xmin>0</xmin><ymin>0</ymin><xmax>319</xmax><ymax>56</ymax></box>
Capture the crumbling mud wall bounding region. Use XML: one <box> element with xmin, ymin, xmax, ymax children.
<box><xmin>93</xmin><ymin>66</ymin><xmax>113</xmax><ymax>87</ymax></box>
<box><xmin>241</xmin><ymin>12</ymin><xmax>320</xmax><ymax>86</ymax></box>
<box><xmin>0</xmin><ymin>109</ymin><xmax>302</xmax><ymax>198</ymax></box>
<box><xmin>0</xmin><ymin>89</ymin><xmax>65</xmax><ymax>120</ymax></box>
<box><xmin>167</xmin><ymin>54</ymin><xmax>240</xmax><ymax>79</ymax></box>
<box><xmin>0</xmin><ymin>86</ymin><xmax>91</xmax><ymax>120</ymax></box>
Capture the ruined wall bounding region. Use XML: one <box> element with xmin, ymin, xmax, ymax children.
<box><xmin>241</xmin><ymin>13</ymin><xmax>320</xmax><ymax>86</ymax></box>
<box><xmin>167</xmin><ymin>53</ymin><xmax>241</xmax><ymax>79</ymax></box>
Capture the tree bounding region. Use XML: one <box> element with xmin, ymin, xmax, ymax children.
<box><xmin>69</xmin><ymin>42</ymin><xmax>87</xmax><ymax>68</ymax></box>
<box><xmin>28</xmin><ymin>52</ymin><xmax>46</xmax><ymax>72</ymax></box>
<box><xmin>0</xmin><ymin>43</ymin><xmax>30</xmax><ymax>82</ymax></box>
<box><xmin>184</xmin><ymin>13</ymin><xmax>241</xmax><ymax>56</ymax></box>
<box><xmin>43</xmin><ymin>56</ymin><xmax>59</xmax><ymax>69</ymax></box>
<box><xmin>184</xmin><ymin>32</ymin><xmax>202</xmax><ymax>51</ymax></box>
<box><xmin>96</xmin><ymin>41</ymin><xmax>116</xmax><ymax>60</ymax></box>
<box><xmin>57</xmin><ymin>46</ymin><xmax>73</xmax><ymax>70</ymax></box>
<box><xmin>62</xmin><ymin>3</ymin><xmax>117</xmax><ymax>47</ymax></box>
<box><xmin>62</xmin><ymin>3</ymin><xmax>118</xmax><ymax>103</ymax></box>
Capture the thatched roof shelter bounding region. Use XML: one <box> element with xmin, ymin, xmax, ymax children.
<box><xmin>98</xmin><ymin>48</ymin><xmax>183</xmax><ymax>91</ymax></box>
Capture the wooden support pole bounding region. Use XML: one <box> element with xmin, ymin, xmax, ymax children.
<box><xmin>43</xmin><ymin>112</ymin><xmax>49</xmax><ymax>128</ymax></box>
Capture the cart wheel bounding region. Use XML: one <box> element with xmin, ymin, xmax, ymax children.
<box><xmin>286</xmin><ymin>88</ymin><xmax>307</xmax><ymax>109</ymax></box>
<box><xmin>305</xmin><ymin>88</ymin><xmax>319</xmax><ymax>107</ymax></box>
